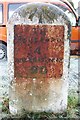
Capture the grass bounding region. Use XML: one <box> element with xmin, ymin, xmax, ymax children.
<box><xmin>1</xmin><ymin>111</ymin><xmax>68</xmax><ymax>120</ymax></box>
<box><xmin>67</xmin><ymin>93</ymin><xmax>80</xmax><ymax>118</ymax></box>
<box><xmin>2</xmin><ymin>97</ymin><xmax>9</xmax><ymax>114</ymax></box>
<box><xmin>1</xmin><ymin>93</ymin><xmax>80</xmax><ymax>120</ymax></box>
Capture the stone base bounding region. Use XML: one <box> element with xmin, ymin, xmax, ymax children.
<box><xmin>9</xmin><ymin>77</ymin><xmax>68</xmax><ymax>115</ymax></box>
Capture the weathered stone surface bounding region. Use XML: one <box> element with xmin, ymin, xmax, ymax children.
<box><xmin>7</xmin><ymin>3</ymin><xmax>71</xmax><ymax>115</ymax></box>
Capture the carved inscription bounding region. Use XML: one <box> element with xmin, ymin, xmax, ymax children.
<box><xmin>14</xmin><ymin>25</ymin><xmax>64</xmax><ymax>79</ymax></box>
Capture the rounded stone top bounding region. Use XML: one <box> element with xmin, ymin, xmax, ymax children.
<box><xmin>8</xmin><ymin>2</ymin><xmax>71</xmax><ymax>26</ymax></box>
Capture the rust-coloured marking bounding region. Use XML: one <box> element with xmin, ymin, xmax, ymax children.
<box><xmin>14</xmin><ymin>25</ymin><xmax>64</xmax><ymax>79</ymax></box>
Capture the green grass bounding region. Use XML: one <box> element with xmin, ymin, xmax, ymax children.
<box><xmin>1</xmin><ymin>94</ymin><xmax>80</xmax><ymax>120</ymax></box>
<box><xmin>2</xmin><ymin>97</ymin><xmax>9</xmax><ymax>114</ymax></box>
<box><xmin>67</xmin><ymin>94</ymin><xmax>80</xmax><ymax>118</ymax></box>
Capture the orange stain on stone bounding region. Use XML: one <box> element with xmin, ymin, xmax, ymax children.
<box><xmin>14</xmin><ymin>25</ymin><xmax>64</xmax><ymax>80</ymax></box>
